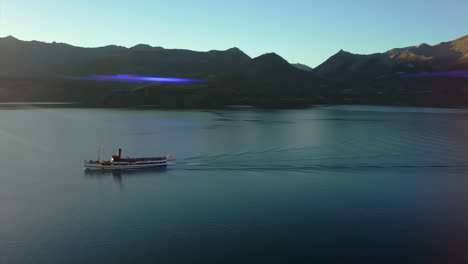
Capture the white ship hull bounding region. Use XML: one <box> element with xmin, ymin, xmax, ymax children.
<box><xmin>84</xmin><ymin>159</ymin><xmax>168</xmax><ymax>170</ymax></box>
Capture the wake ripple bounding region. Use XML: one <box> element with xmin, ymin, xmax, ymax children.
<box><xmin>169</xmin><ymin>142</ymin><xmax>468</xmax><ymax>172</ymax></box>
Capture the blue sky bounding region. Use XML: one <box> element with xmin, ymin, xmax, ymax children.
<box><xmin>0</xmin><ymin>0</ymin><xmax>467</xmax><ymax>67</ymax></box>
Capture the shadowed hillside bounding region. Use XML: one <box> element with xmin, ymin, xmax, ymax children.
<box><xmin>292</xmin><ymin>63</ymin><xmax>313</xmax><ymax>72</ymax></box>
<box><xmin>0</xmin><ymin>35</ymin><xmax>467</xmax><ymax>108</ymax></box>
<box><xmin>0</xmin><ymin>36</ymin><xmax>251</xmax><ymax>78</ymax></box>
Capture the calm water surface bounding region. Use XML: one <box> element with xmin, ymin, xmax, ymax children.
<box><xmin>2</xmin><ymin>105</ymin><xmax>468</xmax><ymax>263</ymax></box>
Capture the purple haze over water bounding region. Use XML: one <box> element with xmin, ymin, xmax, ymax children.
<box><xmin>68</xmin><ymin>74</ymin><xmax>203</xmax><ymax>83</ymax></box>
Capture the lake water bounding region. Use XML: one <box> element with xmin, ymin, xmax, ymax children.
<box><xmin>2</xmin><ymin>105</ymin><xmax>468</xmax><ymax>263</ymax></box>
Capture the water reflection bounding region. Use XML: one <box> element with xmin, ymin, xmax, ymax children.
<box><xmin>84</xmin><ymin>167</ymin><xmax>168</xmax><ymax>183</ymax></box>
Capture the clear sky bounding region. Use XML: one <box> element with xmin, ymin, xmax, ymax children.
<box><xmin>0</xmin><ymin>0</ymin><xmax>467</xmax><ymax>67</ymax></box>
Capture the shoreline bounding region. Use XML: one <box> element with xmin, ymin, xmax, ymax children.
<box><xmin>2</xmin><ymin>101</ymin><xmax>468</xmax><ymax>111</ymax></box>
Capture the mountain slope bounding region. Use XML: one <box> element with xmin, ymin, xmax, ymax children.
<box><xmin>0</xmin><ymin>36</ymin><xmax>251</xmax><ymax>78</ymax></box>
<box><xmin>292</xmin><ymin>63</ymin><xmax>313</xmax><ymax>72</ymax></box>
<box><xmin>210</xmin><ymin>53</ymin><xmax>323</xmax><ymax>107</ymax></box>
<box><xmin>0</xmin><ymin>36</ymin><xmax>127</xmax><ymax>77</ymax></box>
<box><xmin>1</xmin><ymin>34</ymin><xmax>467</xmax><ymax>108</ymax></box>
<box><xmin>314</xmin><ymin>35</ymin><xmax>468</xmax><ymax>80</ymax></box>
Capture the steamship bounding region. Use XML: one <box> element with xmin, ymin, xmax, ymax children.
<box><xmin>84</xmin><ymin>148</ymin><xmax>169</xmax><ymax>170</ymax></box>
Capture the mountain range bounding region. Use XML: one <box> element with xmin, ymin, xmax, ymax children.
<box><xmin>0</xmin><ymin>34</ymin><xmax>467</xmax><ymax>108</ymax></box>
<box><xmin>315</xmin><ymin>35</ymin><xmax>468</xmax><ymax>81</ymax></box>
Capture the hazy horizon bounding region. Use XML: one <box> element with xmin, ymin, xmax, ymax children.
<box><xmin>1</xmin><ymin>0</ymin><xmax>467</xmax><ymax>67</ymax></box>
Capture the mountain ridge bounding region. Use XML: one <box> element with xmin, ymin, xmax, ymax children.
<box><xmin>0</xmin><ymin>35</ymin><xmax>254</xmax><ymax>78</ymax></box>
<box><xmin>0</xmin><ymin>34</ymin><xmax>467</xmax><ymax>108</ymax></box>
<box><xmin>315</xmin><ymin>35</ymin><xmax>468</xmax><ymax>80</ymax></box>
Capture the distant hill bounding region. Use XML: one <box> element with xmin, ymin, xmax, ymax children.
<box><xmin>107</xmin><ymin>53</ymin><xmax>324</xmax><ymax>108</ymax></box>
<box><xmin>0</xmin><ymin>36</ymin><xmax>127</xmax><ymax>78</ymax></box>
<box><xmin>0</xmin><ymin>34</ymin><xmax>468</xmax><ymax>108</ymax></box>
<box><xmin>291</xmin><ymin>63</ymin><xmax>313</xmax><ymax>72</ymax></box>
<box><xmin>0</xmin><ymin>36</ymin><xmax>251</xmax><ymax>78</ymax></box>
<box><xmin>216</xmin><ymin>53</ymin><xmax>322</xmax><ymax>103</ymax></box>
<box><xmin>314</xmin><ymin>35</ymin><xmax>468</xmax><ymax>80</ymax></box>
<box><xmin>0</xmin><ymin>36</ymin><xmax>323</xmax><ymax>107</ymax></box>
<box><xmin>78</xmin><ymin>47</ymin><xmax>251</xmax><ymax>77</ymax></box>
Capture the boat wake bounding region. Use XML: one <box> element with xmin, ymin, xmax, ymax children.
<box><xmin>170</xmin><ymin>144</ymin><xmax>468</xmax><ymax>172</ymax></box>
